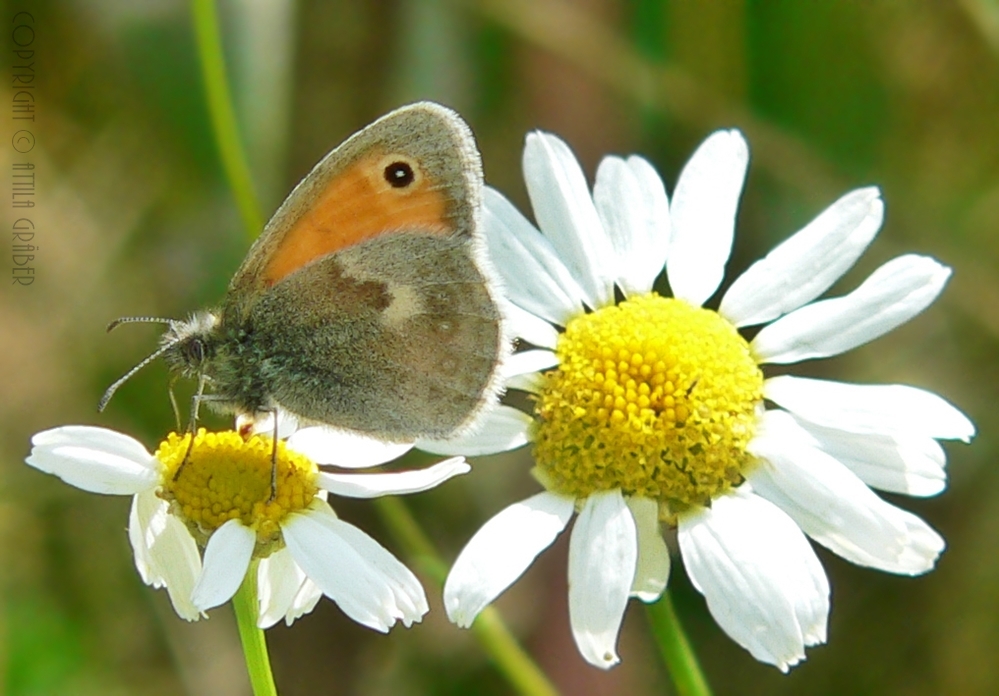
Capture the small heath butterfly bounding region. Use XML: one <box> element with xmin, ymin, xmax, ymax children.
<box><xmin>102</xmin><ymin>102</ymin><xmax>505</xmax><ymax>442</ymax></box>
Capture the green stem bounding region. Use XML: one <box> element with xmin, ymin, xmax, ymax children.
<box><xmin>191</xmin><ymin>0</ymin><xmax>264</xmax><ymax>240</ymax></box>
<box><xmin>232</xmin><ymin>562</ymin><xmax>278</xmax><ymax>696</ymax></box>
<box><xmin>374</xmin><ymin>497</ymin><xmax>560</xmax><ymax>696</ymax></box>
<box><xmin>645</xmin><ymin>592</ymin><xmax>712</xmax><ymax>696</ymax></box>
<box><xmin>471</xmin><ymin>607</ymin><xmax>559</xmax><ymax>696</ymax></box>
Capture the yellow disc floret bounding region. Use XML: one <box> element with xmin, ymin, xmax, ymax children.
<box><xmin>156</xmin><ymin>429</ymin><xmax>319</xmax><ymax>548</ymax></box>
<box><xmin>533</xmin><ymin>295</ymin><xmax>763</xmax><ymax>516</ymax></box>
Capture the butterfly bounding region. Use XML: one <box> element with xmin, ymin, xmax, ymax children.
<box><xmin>102</xmin><ymin>102</ymin><xmax>506</xmax><ymax>445</ymax></box>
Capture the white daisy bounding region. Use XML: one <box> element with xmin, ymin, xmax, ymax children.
<box><xmin>438</xmin><ymin>129</ymin><xmax>974</xmax><ymax>671</ymax></box>
<box><xmin>26</xmin><ymin>420</ymin><xmax>470</xmax><ymax>632</ymax></box>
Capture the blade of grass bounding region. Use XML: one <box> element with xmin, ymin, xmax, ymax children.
<box><xmin>191</xmin><ymin>0</ymin><xmax>264</xmax><ymax>240</ymax></box>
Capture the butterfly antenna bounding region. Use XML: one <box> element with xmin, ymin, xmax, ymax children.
<box><xmin>98</xmin><ymin>340</ymin><xmax>177</xmax><ymax>412</ymax></box>
<box><xmin>106</xmin><ymin>316</ymin><xmax>175</xmax><ymax>333</ymax></box>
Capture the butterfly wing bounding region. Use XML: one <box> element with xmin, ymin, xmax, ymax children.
<box><xmin>224</xmin><ymin>102</ymin><xmax>483</xmax><ymax>320</ymax></box>
<box><xmin>216</xmin><ymin>102</ymin><xmax>504</xmax><ymax>439</ymax></box>
<box><xmin>244</xmin><ymin>231</ymin><xmax>501</xmax><ymax>440</ymax></box>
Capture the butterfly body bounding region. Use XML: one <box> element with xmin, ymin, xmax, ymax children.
<box><xmin>151</xmin><ymin>103</ymin><xmax>505</xmax><ymax>442</ymax></box>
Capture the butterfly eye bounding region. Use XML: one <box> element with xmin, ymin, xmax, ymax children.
<box><xmin>186</xmin><ymin>337</ymin><xmax>205</xmax><ymax>365</ymax></box>
<box><xmin>384</xmin><ymin>161</ymin><xmax>415</xmax><ymax>188</ymax></box>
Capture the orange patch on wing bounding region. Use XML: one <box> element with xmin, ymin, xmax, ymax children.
<box><xmin>263</xmin><ymin>152</ymin><xmax>452</xmax><ymax>286</ymax></box>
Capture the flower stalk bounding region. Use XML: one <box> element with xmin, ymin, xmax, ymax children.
<box><xmin>231</xmin><ymin>562</ymin><xmax>278</xmax><ymax>696</ymax></box>
<box><xmin>645</xmin><ymin>593</ymin><xmax>712</xmax><ymax>696</ymax></box>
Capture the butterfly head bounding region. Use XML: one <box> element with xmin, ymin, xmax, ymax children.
<box><xmin>160</xmin><ymin>311</ymin><xmax>220</xmax><ymax>380</ymax></box>
<box><xmin>98</xmin><ymin>311</ymin><xmax>221</xmax><ymax>412</ymax></box>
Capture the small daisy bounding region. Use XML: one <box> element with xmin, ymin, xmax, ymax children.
<box><xmin>437</xmin><ymin>129</ymin><xmax>974</xmax><ymax>671</ymax></box>
<box><xmin>26</xmin><ymin>419</ymin><xmax>470</xmax><ymax>631</ymax></box>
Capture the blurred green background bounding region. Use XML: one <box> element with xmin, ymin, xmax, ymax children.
<box><xmin>2</xmin><ymin>0</ymin><xmax>998</xmax><ymax>694</ymax></box>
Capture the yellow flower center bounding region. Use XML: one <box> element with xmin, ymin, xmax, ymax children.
<box><xmin>533</xmin><ymin>294</ymin><xmax>763</xmax><ymax>517</ymax></box>
<box><xmin>155</xmin><ymin>429</ymin><xmax>319</xmax><ymax>547</ymax></box>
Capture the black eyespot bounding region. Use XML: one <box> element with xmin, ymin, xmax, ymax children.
<box><xmin>384</xmin><ymin>161</ymin><xmax>415</xmax><ymax>188</ymax></box>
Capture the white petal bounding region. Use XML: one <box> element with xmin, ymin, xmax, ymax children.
<box><xmin>283</xmin><ymin>502</ymin><xmax>427</xmax><ymax>631</ymax></box>
<box><xmin>678</xmin><ymin>487</ymin><xmax>829</xmax><ymax>672</ymax></box>
<box><xmin>27</xmin><ymin>426</ymin><xmax>160</xmax><ymax>495</ymax></box>
<box><xmin>791</xmin><ymin>415</ymin><xmax>947</xmax><ymax>497</ymax></box>
<box><xmin>129</xmin><ymin>489</ymin><xmax>202</xmax><ymax>620</ymax></box>
<box><xmin>129</xmin><ymin>491</ymin><xmax>160</xmax><ymax>587</ymax></box>
<box><xmin>32</xmin><ymin>425</ymin><xmax>152</xmax><ymax>460</ymax></box>
<box><xmin>328</xmin><ymin>517</ymin><xmax>428</xmax><ymax>623</ymax></box>
<box><xmin>192</xmin><ymin>519</ymin><xmax>255</xmax><ymax>611</ymax></box>
<box><xmin>748</xmin><ymin>411</ymin><xmax>945</xmax><ymax>575</ymax></box>
<box><xmin>484</xmin><ymin>187</ymin><xmax>585</xmax><ymax>325</ymax></box>
<box><xmin>627</xmin><ymin>156</ymin><xmax>672</xmax><ymax>285</ymax></box>
<box><xmin>667</xmin><ymin>130</ymin><xmax>749</xmax><ymax>307</ymax></box>
<box><xmin>287</xmin><ymin>578</ymin><xmax>323</xmax><ymax>626</ymax></box>
<box><xmin>317</xmin><ymin>457</ymin><xmax>469</xmax><ymax>498</ymax></box>
<box><xmin>524</xmin><ymin>132</ymin><xmax>615</xmax><ymax>308</ymax></box>
<box><xmin>501</xmin><ymin>301</ymin><xmax>559</xmax><ymax>349</ymax></box>
<box><xmin>593</xmin><ymin>155</ymin><xmax>670</xmax><ymax>295</ymax></box>
<box><xmin>626</xmin><ymin>496</ymin><xmax>670</xmax><ymax>602</ymax></box>
<box><xmin>591</xmin><ymin>157</ymin><xmax>632</xmax><ymax>290</ymax></box>
<box><xmin>568</xmin><ymin>490</ymin><xmax>637</xmax><ymax>670</ymax></box>
<box><xmin>417</xmin><ymin>405</ymin><xmax>532</xmax><ymax>456</ymax></box>
<box><xmin>764</xmin><ymin>375</ymin><xmax>975</xmax><ymax>442</ymax></box>
<box><xmin>751</xmin><ymin>255</ymin><xmax>951</xmax><ymax>363</ymax></box>
<box><xmin>284</xmin><ymin>578</ymin><xmax>323</xmax><ymax>626</ymax></box>
<box><xmin>287</xmin><ymin>426</ymin><xmax>413</xmax><ymax>468</ymax></box>
<box><xmin>257</xmin><ymin>548</ymin><xmax>311</xmax><ymax>629</ymax></box>
<box><xmin>501</xmin><ymin>350</ymin><xmax>559</xmax><ymax>380</ymax></box>
<box><xmin>257</xmin><ymin>550</ymin><xmax>324</xmax><ymax>628</ymax></box>
<box><xmin>505</xmin><ymin>371</ymin><xmax>545</xmax><ymax>394</ymax></box>
<box><xmin>444</xmin><ymin>492</ymin><xmax>574</xmax><ymax>627</ymax></box>
<box><xmin>720</xmin><ymin>187</ymin><xmax>883</xmax><ymax>327</ymax></box>
<box><xmin>324</xmin><ymin>515</ymin><xmax>428</xmax><ymax>624</ymax></box>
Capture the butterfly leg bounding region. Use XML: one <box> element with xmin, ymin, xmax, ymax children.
<box><xmin>233</xmin><ymin>409</ymin><xmax>281</xmax><ymax>501</ymax></box>
<box><xmin>174</xmin><ymin>376</ymin><xmax>210</xmax><ymax>482</ymax></box>
<box><xmin>265</xmin><ymin>407</ymin><xmax>280</xmax><ymax>503</ymax></box>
